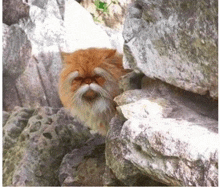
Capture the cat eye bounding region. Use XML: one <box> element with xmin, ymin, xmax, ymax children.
<box><xmin>93</xmin><ymin>75</ymin><xmax>101</xmax><ymax>79</ymax></box>
<box><xmin>74</xmin><ymin>77</ymin><xmax>83</xmax><ymax>81</ymax></box>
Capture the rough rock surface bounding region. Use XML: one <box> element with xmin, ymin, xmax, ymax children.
<box><xmin>106</xmin><ymin>77</ymin><xmax>218</xmax><ymax>186</ymax></box>
<box><xmin>106</xmin><ymin>115</ymin><xmax>165</xmax><ymax>186</ymax></box>
<box><xmin>3</xmin><ymin>0</ymin><xmax>65</xmax><ymax>111</ymax></box>
<box><xmin>123</xmin><ymin>0</ymin><xmax>218</xmax><ymax>99</ymax></box>
<box><xmin>3</xmin><ymin>0</ymin><xmax>30</xmax><ymax>25</ymax></box>
<box><xmin>59</xmin><ymin>136</ymin><xmax>106</xmax><ymax>186</ymax></box>
<box><xmin>19</xmin><ymin>0</ymin><xmax>65</xmax><ymax>53</ymax></box>
<box><xmin>3</xmin><ymin>107</ymin><xmax>92</xmax><ymax>186</ymax></box>
<box><xmin>3</xmin><ymin>23</ymin><xmax>32</xmax><ymax>111</ymax></box>
<box><xmin>3</xmin><ymin>24</ymin><xmax>32</xmax><ymax>79</ymax></box>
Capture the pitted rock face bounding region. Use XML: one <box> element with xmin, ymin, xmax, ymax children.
<box><xmin>3</xmin><ymin>107</ymin><xmax>92</xmax><ymax>186</ymax></box>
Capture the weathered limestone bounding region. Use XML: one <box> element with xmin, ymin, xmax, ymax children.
<box><xmin>123</xmin><ymin>0</ymin><xmax>218</xmax><ymax>99</ymax></box>
<box><xmin>106</xmin><ymin>78</ymin><xmax>218</xmax><ymax>186</ymax></box>
<box><xmin>3</xmin><ymin>107</ymin><xmax>92</xmax><ymax>186</ymax></box>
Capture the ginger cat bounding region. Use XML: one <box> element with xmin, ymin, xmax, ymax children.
<box><xmin>59</xmin><ymin>48</ymin><xmax>128</xmax><ymax>135</ymax></box>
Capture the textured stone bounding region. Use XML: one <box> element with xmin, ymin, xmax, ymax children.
<box><xmin>3</xmin><ymin>111</ymin><xmax>10</xmax><ymax>127</ymax></box>
<box><xmin>4</xmin><ymin>0</ymin><xmax>65</xmax><ymax>110</ymax></box>
<box><xmin>3</xmin><ymin>107</ymin><xmax>92</xmax><ymax>186</ymax></box>
<box><xmin>3</xmin><ymin>107</ymin><xmax>34</xmax><ymax>150</ymax></box>
<box><xmin>121</xmin><ymin>117</ymin><xmax>218</xmax><ymax>186</ymax></box>
<box><xmin>99</xmin><ymin>25</ymin><xmax>124</xmax><ymax>54</ymax></box>
<box><xmin>3</xmin><ymin>0</ymin><xmax>29</xmax><ymax>25</ymax></box>
<box><xmin>3</xmin><ymin>24</ymin><xmax>31</xmax><ymax>79</ymax></box>
<box><xmin>19</xmin><ymin>0</ymin><xmax>65</xmax><ymax>54</ymax></box>
<box><xmin>123</xmin><ymin>0</ymin><xmax>218</xmax><ymax>98</ymax></box>
<box><xmin>105</xmin><ymin>115</ymin><xmax>166</xmax><ymax>186</ymax></box>
<box><xmin>119</xmin><ymin>71</ymin><xmax>144</xmax><ymax>91</ymax></box>
<box><xmin>59</xmin><ymin>135</ymin><xmax>106</xmax><ymax>186</ymax></box>
<box><xmin>15</xmin><ymin>53</ymin><xmax>63</xmax><ymax>109</ymax></box>
<box><xmin>111</xmin><ymin>79</ymin><xmax>218</xmax><ymax>186</ymax></box>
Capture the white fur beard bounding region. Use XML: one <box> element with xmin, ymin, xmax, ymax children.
<box><xmin>71</xmin><ymin>95</ymin><xmax>115</xmax><ymax>134</ymax></box>
<box><xmin>69</xmin><ymin>82</ymin><xmax>119</xmax><ymax>135</ymax></box>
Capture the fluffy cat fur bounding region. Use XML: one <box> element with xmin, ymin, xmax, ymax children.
<box><xmin>59</xmin><ymin>48</ymin><xmax>128</xmax><ymax>135</ymax></box>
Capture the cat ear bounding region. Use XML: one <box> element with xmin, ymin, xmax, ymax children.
<box><xmin>60</xmin><ymin>51</ymin><xmax>70</xmax><ymax>63</ymax></box>
<box><xmin>102</xmin><ymin>49</ymin><xmax>117</xmax><ymax>59</ymax></box>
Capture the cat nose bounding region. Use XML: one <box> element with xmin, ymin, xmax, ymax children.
<box><xmin>84</xmin><ymin>90</ymin><xmax>98</xmax><ymax>99</ymax></box>
<box><xmin>84</xmin><ymin>78</ymin><xmax>92</xmax><ymax>84</ymax></box>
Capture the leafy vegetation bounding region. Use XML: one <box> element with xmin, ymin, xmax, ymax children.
<box><xmin>93</xmin><ymin>0</ymin><xmax>119</xmax><ymax>22</ymax></box>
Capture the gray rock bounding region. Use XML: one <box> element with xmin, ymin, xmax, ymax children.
<box><xmin>59</xmin><ymin>135</ymin><xmax>106</xmax><ymax>186</ymax></box>
<box><xmin>3</xmin><ymin>107</ymin><xmax>34</xmax><ymax>150</ymax></box>
<box><xmin>3</xmin><ymin>23</ymin><xmax>32</xmax><ymax>111</ymax></box>
<box><xmin>3</xmin><ymin>0</ymin><xmax>29</xmax><ymax>25</ymax></box>
<box><xmin>3</xmin><ymin>77</ymin><xmax>23</xmax><ymax>111</ymax></box>
<box><xmin>3</xmin><ymin>107</ymin><xmax>92</xmax><ymax>186</ymax></box>
<box><xmin>3</xmin><ymin>0</ymin><xmax>65</xmax><ymax>110</ymax></box>
<box><xmin>30</xmin><ymin>0</ymin><xmax>49</xmax><ymax>9</ymax></box>
<box><xmin>111</xmin><ymin>80</ymin><xmax>218</xmax><ymax>186</ymax></box>
<box><xmin>3</xmin><ymin>24</ymin><xmax>31</xmax><ymax>79</ymax></box>
<box><xmin>3</xmin><ymin>111</ymin><xmax>10</xmax><ymax>127</ymax></box>
<box><xmin>15</xmin><ymin>52</ymin><xmax>63</xmax><ymax>109</ymax></box>
<box><xmin>105</xmin><ymin>114</ymin><xmax>142</xmax><ymax>185</ymax></box>
<box><xmin>141</xmin><ymin>76</ymin><xmax>218</xmax><ymax>121</ymax></box>
<box><xmin>99</xmin><ymin>25</ymin><xmax>124</xmax><ymax>54</ymax></box>
<box><xmin>19</xmin><ymin>0</ymin><xmax>65</xmax><ymax>52</ymax></box>
<box><xmin>120</xmin><ymin>118</ymin><xmax>218</xmax><ymax>186</ymax></box>
<box><xmin>105</xmin><ymin>114</ymin><xmax>164</xmax><ymax>186</ymax></box>
<box><xmin>123</xmin><ymin>0</ymin><xmax>218</xmax><ymax>99</ymax></box>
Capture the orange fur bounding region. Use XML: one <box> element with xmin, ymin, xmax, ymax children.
<box><xmin>59</xmin><ymin>48</ymin><xmax>128</xmax><ymax>135</ymax></box>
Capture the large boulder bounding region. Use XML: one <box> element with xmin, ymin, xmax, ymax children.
<box><xmin>123</xmin><ymin>0</ymin><xmax>218</xmax><ymax>99</ymax></box>
<box><xmin>106</xmin><ymin>78</ymin><xmax>218</xmax><ymax>186</ymax></box>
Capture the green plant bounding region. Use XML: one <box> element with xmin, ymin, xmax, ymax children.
<box><xmin>93</xmin><ymin>0</ymin><xmax>119</xmax><ymax>22</ymax></box>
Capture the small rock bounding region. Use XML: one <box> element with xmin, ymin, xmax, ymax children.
<box><xmin>59</xmin><ymin>134</ymin><xmax>106</xmax><ymax>186</ymax></box>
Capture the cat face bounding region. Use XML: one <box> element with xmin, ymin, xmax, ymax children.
<box><xmin>59</xmin><ymin>48</ymin><xmax>127</xmax><ymax>135</ymax></box>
